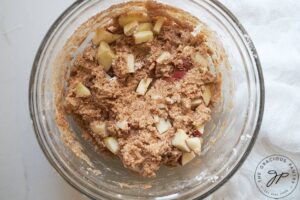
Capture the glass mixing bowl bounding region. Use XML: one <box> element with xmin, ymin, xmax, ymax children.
<box><xmin>29</xmin><ymin>0</ymin><xmax>264</xmax><ymax>199</ymax></box>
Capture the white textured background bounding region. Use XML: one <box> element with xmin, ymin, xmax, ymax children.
<box><xmin>0</xmin><ymin>0</ymin><xmax>299</xmax><ymax>199</ymax></box>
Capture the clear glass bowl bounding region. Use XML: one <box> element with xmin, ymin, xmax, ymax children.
<box><xmin>29</xmin><ymin>0</ymin><xmax>264</xmax><ymax>199</ymax></box>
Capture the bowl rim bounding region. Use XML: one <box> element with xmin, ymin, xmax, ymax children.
<box><xmin>29</xmin><ymin>0</ymin><xmax>265</xmax><ymax>199</ymax></box>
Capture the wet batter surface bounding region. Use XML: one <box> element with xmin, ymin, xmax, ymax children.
<box><xmin>62</xmin><ymin>2</ymin><xmax>221</xmax><ymax>177</ymax></box>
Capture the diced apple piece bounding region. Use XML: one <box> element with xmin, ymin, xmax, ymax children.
<box><xmin>134</xmin><ymin>31</ymin><xmax>154</xmax><ymax>44</ymax></box>
<box><xmin>153</xmin><ymin>115</ymin><xmax>160</xmax><ymax>123</ymax></box>
<box><xmin>192</xmin><ymin>52</ymin><xmax>208</xmax><ymax>67</ymax></box>
<box><xmin>202</xmin><ymin>85</ymin><xmax>212</xmax><ymax>106</ymax></box>
<box><xmin>123</xmin><ymin>20</ymin><xmax>139</xmax><ymax>36</ymax></box>
<box><xmin>75</xmin><ymin>82</ymin><xmax>91</xmax><ymax>97</ymax></box>
<box><xmin>156</xmin><ymin>51</ymin><xmax>172</xmax><ymax>64</ymax></box>
<box><xmin>181</xmin><ymin>152</ymin><xmax>196</xmax><ymax>166</ymax></box>
<box><xmin>196</xmin><ymin>124</ymin><xmax>205</xmax><ymax>134</ymax></box>
<box><xmin>186</xmin><ymin>137</ymin><xmax>201</xmax><ymax>150</ymax></box>
<box><xmin>118</xmin><ymin>13</ymin><xmax>150</xmax><ymax>27</ymax></box>
<box><xmin>104</xmin><ymin>137</ymin><xmax>119</xmax><ymax>154</ymax></box>
<box><xmin>92</xmin><ymin>28</ymin><xmax>121</xmax><ymax>45</ymax></box>
<box><xmin>165</xmin><ymin>97</ymin><xmax>176</xmax><ymax>104</ymax></box>
<box><xmin>90</xmin><ymin>122</ymin><xmax>107</xmax><ymax>137</ymax></box>
<box><xmin>151</xmin><ymin>94</ymin><xmax>162</xmax><ymax>100</ymax></box>
<box><xmin>186</xmin><ymin>137</ymin><xmax>202</xmax><ymax>156</ymax></box>
<box><xmin>138</xmin><ymin>22</ymin><xmax>153</xmax><ymax>32</ymax></box>
<box><xmin>172</xmin><ymin>129</ymin><xmax>190</xmax><ymax>152</ymax></box>
<box><xmin>97</xmin><ymin>41</ymin><xmax>116</xmax><ymax>71</ymax></box>
<box><xmin>200</xmin><ymin>137</ymin><xmax>204</xmax><ymax>145</ymax></box>
<box><xmin>136</xmin><ymin>78</ymin><xmax>153</xmax><ymax>95</ymax></box>
<box><xmin>126</xmin><ymin>54</ymin><xmax>135</xmax><ymax>73</ymax></box>
<box><xmin>153</xmin><ymin>17</ymin><xmax>166</xmax><ymax>34</ymax></box>
<box><xmin>156</xmin><ymin>118</ymin><xmax>172</xmax><ymax>134</ymax></box>
<box><xmin>158</xmin><ymin>104</ymin><xmax>166</xmax><ymax>109</ymax></box>
<box><xmin>116</xmin><ymin>120</ymin><xmax>128</xmax><ymax>130</ymax></box>
<box><xmin>191</xmin><ymin>98</ymin><xmax>202</xmax><ymax>109</ymax></box>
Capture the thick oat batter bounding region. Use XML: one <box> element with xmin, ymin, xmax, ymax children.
<box><xmin>62</xmin><ymin>3</ymin><xmax>221</xmax><ymax>177</ymax></box>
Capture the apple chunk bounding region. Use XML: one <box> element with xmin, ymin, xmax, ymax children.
<box><xmin>90</xmin><ymin>122</ymin><xmax>107</xmax><ymax>137</ymax></box>
<box><xmin>92</xmin><ymin>28</ymin><xmax>121</xmax><ymax>45</ymax></box>
<box><xmin>134</xmin><ymin>31</ymin><xmax>154</xmax><ymax>44</ymax></box>
<box><xmin>172</xmin><ymin>129</ymin><xmax>190</xmax><ymax>152</ymax></box>
<box><xmin>136</xmin><ymin>78</ymin><xmax>153</xmax><ymax>95</ymax></box>
<box><xmin>138</xmin><ymin>22</ymin><xmax>153</xmax><ymax>32</ymax></box>
<box><xmin>75</xmin><ymin>82</ymin><xmax>91</xmax><ymax>97</ymax></box>
<box><xmin>202</xmin><ymin>85</ymin><xmax>212</xmax><ymax>106</ymax></box>
<box><xmin>116</xmin><ymin>120</ymin><xmax>128</xmax><ymax>130</ymax></box>
<box><xmin>126</xmin><ymin>54</ymin><xmax>135</xmax><ymax>73</ymax></box>
<box><xmin>156</xmin><ymin>118</ymin><xmax>172</xmax><ymax>134</ymax></box>
<box><xmin>196</xmin><ymin>124</ymin><xmax>205</xmax><ymax>134</ymax></box>
<box><xmin>192</xmin><ymin>52</ymin><xmax>208</xmax><ymax>67</ymax></box>
<box><xmin>123</xmin><ymin>20</ymin><xmax>139</xmax><ymax>36</ymax></box>
<box><xmin>118</xmin><ymin>13</ymin><xmax>149</xmax><ymax>27</ymax></box>
<box><xmin>97</xmin><ymin>41</ymin><xmax>116</xmax><ymax>71</ymax></box>
<box><xmin>153</xmin><ymin>17</ymin><xmax>166</xmax><ymax>34</ymax></box>
<box><xmin>104</xmin><ymin>137</ymin><xmax>119</xmax><ymax>154</ymax></box>
<box><xmin>186</xmin><ymin>137</ymin><xmax>202</xmax><ymax>156</ymax></box>
<box><xmin>181</xmin><ymin>152</ymin><xmax>196</xmax><ymax>166</ymax></box>
<box><xmin>156</xmin><ymin>51</ymin><xmax>172</xmax><ymax>64</ymax></box>
<box><xmin>191</xmin><ymin>98</ymin><xmax>202</xmax><ymax>109</ymax></box>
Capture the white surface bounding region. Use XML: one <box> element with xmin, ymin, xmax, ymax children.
<box><xmin>0</xmin><ymin>0</ymin><xmax>299</xmax><ymax>200</ymax></box>
<box><xmin>211</xmin><ymin>1</ymin><xmax>300</xmax><ymax>199</ymax></box>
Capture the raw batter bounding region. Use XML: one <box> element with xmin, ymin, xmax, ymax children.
<box><xmin>62</xmin><ymin>3</ymin><xmax>221</xmax><ymax>177</ymax></box>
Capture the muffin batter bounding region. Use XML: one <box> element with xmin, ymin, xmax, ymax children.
<box><xmin>62</xmin><ymin>3</ymin><xmax>221</xmax><ymax>177</ymax></box>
